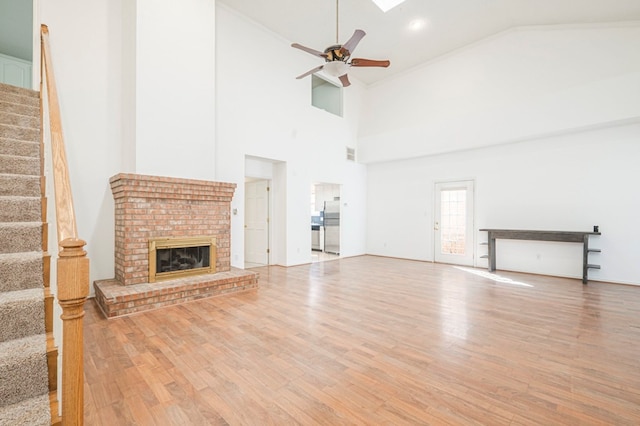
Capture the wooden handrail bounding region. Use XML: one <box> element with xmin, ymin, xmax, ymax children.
<box><xmin>41</xmin><ymin>24</ymin><xmax>78</xmax><ymax>242</ymax></box>
<box><xmin>40</xmin><ymin>24</ymin><xmax>89</xmax><ymax>426</ymax></box>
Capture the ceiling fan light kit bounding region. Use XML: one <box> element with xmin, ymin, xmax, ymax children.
<box><xmin>371</xmin><ymin>0</ymin><xmax>407</xmax><ymax>13</ymax></box>
<box><xmin>323</xmin><ymin>61</ymin><xmax>350</xmax><ymax>77</ymax></box>
<box><xmin>291</xmin><ymin>0</ymin><xmax>390</xmax><ymax>87</ymax></box>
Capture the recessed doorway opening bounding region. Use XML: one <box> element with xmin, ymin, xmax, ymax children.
<box><xmin>311</xmin><ymin>182</ymin><xmax>341</xmax><ymax>263</ymax></box>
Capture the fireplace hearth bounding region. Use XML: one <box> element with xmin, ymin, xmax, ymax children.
<box><xmin>93</xmin><ymin>173</ymin><xmax>259</xmax><ymax>318</ymax></box>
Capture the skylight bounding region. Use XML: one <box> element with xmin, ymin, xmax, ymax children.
<box><xmin>371</xmin><ymin>0</ymin><xmax>406</xmax><ymax>13</ymax></box>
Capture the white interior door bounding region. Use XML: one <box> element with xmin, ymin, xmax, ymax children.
<box><xmin>245</xmin><ymin>180</ymin><xmax>269</xmax><ymax>266</ymax></box>
<box><xmin>434</xmin><ymin>180</ymin><xmax>475</xmax><ymax>266</ymax></box>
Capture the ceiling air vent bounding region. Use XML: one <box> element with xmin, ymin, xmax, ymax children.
<box><xmin>346</xmin><ymin>147</ymin><xmax>356</xmax><ymax>162</ymax></box>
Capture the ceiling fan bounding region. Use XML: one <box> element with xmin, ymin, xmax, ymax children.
<box><xmin>291</xmin><ymin>0</ymin><xmax>390</xmax><ymax>87</ymax></box>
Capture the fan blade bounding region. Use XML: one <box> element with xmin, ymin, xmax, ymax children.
<box><xmin>338</xmin><ymin>73</ymin><xmax>351</xmax><ymax>87</ymax></box>
<box><xmin>296</xmin><ymin>65</ymin><xmax>324</xmax><ymax>79</ymax></box>
<box><xmin>291</xmin><ymin>43</ymin><xmax>328</xmax><ymax>58</ymax></box>
<box><xmin>340</xmin><ymin>29</ymin><xmax>366</xmax><ymax>56</ymax></box>
<box><xmin>351</xmin><ymin>58</ymin><xmax>390</xmax><ymax>68</ymax></box>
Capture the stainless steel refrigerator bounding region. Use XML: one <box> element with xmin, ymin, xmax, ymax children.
<box><xmin>323</xmin><ymin>200</ymin><xmax>340</xmax><ymax>254</ymax></box>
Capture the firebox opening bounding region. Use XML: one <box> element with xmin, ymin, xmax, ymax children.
<box><xmin>149</xmin><ymin>236</ymin><xmax>216</xmax><ymax>282</ymax></box>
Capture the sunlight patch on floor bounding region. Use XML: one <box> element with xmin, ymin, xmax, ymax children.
<box><xmin>454</xmin><ymin>266</ymin><xmax>534</xmax><ymax>288</ymax></box>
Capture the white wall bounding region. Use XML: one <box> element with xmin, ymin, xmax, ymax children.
<box><xmin>134</xmin><ymin>0</ymin><xmax>216</xmax><ymax>180</ymax></box>
<box><xmin>40</xmin><ymin>3</ymin><xmax>638</xmax><ymax>297</ymax></box>
<box><xmin>38</xmin><ymin>0</ymin><xmax>368</xmax><ymax>294</ymax></box>
<box><xmin>359</xmin><ymin>23</ymin><xmax>640</xmax><ymax>163</ymax></box>
<box><xmin>363</xmin><ymin>22</ymin><xmax>640</xmax><ymax>285</ymax></box>
<box><xmin>367</xmin><ymin>122</ymin><xmax>640</xmax><ymax>285</ymax></box>
<box><xmin>40</xmin><ymin>0</ymin><xmax>125</xmax><ymax>293</ymax></box>
<box><xmin>39</xmin><ymin>0</ymin><xmax>219</xmax><ymax>293</ymax></box>
<box><xmin>215</xmin><ymin>4</ymin><xmax>367</xmax><ymax>267</ymax></box>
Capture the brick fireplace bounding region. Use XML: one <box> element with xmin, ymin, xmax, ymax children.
<box><xmin>94</xmin><ymin>173</ymin><xmax>259</xmax><ymax>317</ymax></box>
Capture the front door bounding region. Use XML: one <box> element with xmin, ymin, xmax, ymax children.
<box><xmin>434</xmin><ymin>180</ymin><xmax>475</xmax><ymax>266</ymax></box>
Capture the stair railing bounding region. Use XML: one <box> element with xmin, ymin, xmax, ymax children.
<box><xmin>40</xmin><ymin>24</ymin><xmax>89</xmax><ymax>426</ymax></box>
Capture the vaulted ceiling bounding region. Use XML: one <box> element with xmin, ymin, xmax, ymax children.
<box><xmin>218</xmin><ymin>0</ymin><xmax>640</xmax><ymax>85</ymax></box>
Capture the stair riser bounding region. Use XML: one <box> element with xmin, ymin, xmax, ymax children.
<box><xmin>0</xmin><ymin>342</ymin><xmax>49</xmax><ymax>408</ymax></box>
<box><xmin>0</xmin><ymin>224</ymin><xmax>42</xmax><ymax>253</ymax></box>
<box><xmin>0</xmin><ymin>254</ymin><xmax>43</xmax><ymax>293</ymax></box>
<box><xmin>0</xmin><ymin>92</ymin><xmax>39</xmax><ymax>108</ymax></box>
<box><xmin>0</xmin><ymin>138</ymin><xmax>39</xmax><ymax>158</ymax></box>
<box><xmin>0</xmin><ymin>100</ymin><xmax>39</xmax><ymax>116</ymax></box>
<box><xmin>0</xmin><ymin>297</ymin><xmax>45</xmax><ymax>343</ymax></box>
<box><xmin>0</xmin><ymin>111</ymin><xmax>39</xmax><ymax>128</ymax></box>
<box><xmin>0</xmin><ymin>197</ymin><xmax>41</xmax><ymax>222</ymax></box>
<box><xmin>0</xmin><ymin>175</ymin><xmax>40</xmax><ymax>197</ymax></box>
<box><xmin>0</xmin><ymin>124</ymin><xmax>40</xmax><ymax>142</ymax></box>
<box><xmin>0</xmin><ymin>155</ymin><xmax>40</xmax><ymax>175</ymax></box>
<box><xmin>0</xmin><ymin>394</ymin><xmax>51</xmax><ymax>426</ymax></box>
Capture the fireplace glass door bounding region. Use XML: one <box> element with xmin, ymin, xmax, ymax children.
<box><xmin>149</xmin><ymin>236</ymin><xmax>216</xmax><ymax>282</ymax></box>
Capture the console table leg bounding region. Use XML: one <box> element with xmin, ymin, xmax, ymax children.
<box><xmin>488</xmin><ymin>236</ymin><xmax>496</xmax><ymax>272</ymax></box>
<box><xmin>582</xmin><ymin>234</ymin><xmax>589</xmax><ymax>284</ymax></box>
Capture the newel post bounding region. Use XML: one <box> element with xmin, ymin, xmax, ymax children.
<box><xmin>57</xmin><ymin>238</ymin><xmax>89</xmax><ymax>426</ymax></box>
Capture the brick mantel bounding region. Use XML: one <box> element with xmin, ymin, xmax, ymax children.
<box><xmin>110</xmin><ymin>173</ymin><xmax>236</xmax><ymax>203</ymax></box>
<box><xmin>109</xmin><ymin>173</ymin><xmax>237</xmax><ymax>286</ymax></box>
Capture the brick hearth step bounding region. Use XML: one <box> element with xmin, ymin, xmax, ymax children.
<box><xmin>94</xmin><ymin>268</ymin><xmax>259</xmax><ymax>318</ymax></box>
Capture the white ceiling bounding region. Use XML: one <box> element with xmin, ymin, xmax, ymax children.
<box><xmin>217</xmin><ymin>0</ymin><xmax>640</xmax><ymax>85</ymax></box>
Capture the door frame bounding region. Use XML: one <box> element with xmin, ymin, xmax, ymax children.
<box><xmin>433</xmin><ymin>179</ymin><xmax>476</xmax><ymax>266</ymax></box>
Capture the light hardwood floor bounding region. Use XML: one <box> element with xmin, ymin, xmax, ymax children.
<box><xmin>84</xmin><ymin>256</ymin><xmax>640</xmax><ymax>425</ymax></box>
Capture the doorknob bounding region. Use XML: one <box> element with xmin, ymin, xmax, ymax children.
<box><xmin>434</xmin><ymin>221</ymin><xmax>439</xmax><ymax>231</ymax></box>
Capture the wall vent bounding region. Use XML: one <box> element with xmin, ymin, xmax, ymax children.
<box><xmin>346</xmin><ymin>147</ymin><xmax>356</xmax><ymax>162</ymax></box>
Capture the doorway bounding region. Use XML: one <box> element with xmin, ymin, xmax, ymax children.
<box><xmin>434</xmin><ymin>180</ymin><xmax>475</xmax><ymax>266</ymax></box>
<box><xmin>0</xmin><ymin>0</ymin><xmax>34</xmax><ymax>88</ymax></box>
<box><xmin>244</xmin><ymin>179</ymin><xmax>270</xmax><ymax>268</ymax></box>
<box><xmin>311</xmin><ymin>182</ymin><xmax>341</xmax><ymax>263</ymax></box>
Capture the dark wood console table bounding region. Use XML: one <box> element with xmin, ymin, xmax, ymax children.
<box><xmin>479</xmin><ymin>229</ymin><xmax>601</xmax><ymax>284</ymax></box>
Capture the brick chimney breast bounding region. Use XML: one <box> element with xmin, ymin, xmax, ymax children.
<box><xmin>109</xmin><ymin>173</ymin><xmax>236</xmax><ymax>286</ymax></box>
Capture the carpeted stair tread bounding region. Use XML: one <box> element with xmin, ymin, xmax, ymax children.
<box><xmin>0</xmin><ymin>222</ymin><xmax>42</xmax><ymax>254</ymax></box>
<box><xmin>0</xmin><ymin>288</ymin><xmax>45</xmax><ymax>343</ymax></box>
<box><xmin>0</xmin><ymin>83</ymin><xmax>39</xmax><ymax>98</ymax></box>
<box><xmin>0</xmin><ymin>334</ymin><xmax>49</xmax><ymax>409</ymax></box>
<box><xmin>0</xmin><ymin>154</ymin><xmax>40</xmax><ymax>175</ymax></box>
<box><xmin>0</xmin><ymin>123</ymin><xmax>40</xmax><ymax>143</ymax></box>
<box><xmin>0</xmin><ymin>196</ymin><xmax>41</xmax><ymax>222</ymax></box>
<box><xmin>0</xmin><ymin>138</ymin><xmax>39</xmax><ymax>158</ymax></box>
<box><xmin>0</xmin><ymin>174</ymin><xmax>40</xmax><ymax>197</ymax></box>
<box><xmin>0</xmin><ymin>111</ymin><xmax>39</xmax><ymax>129</ymax></box>
<box><xmin>0</xmin><ymin>92</ymin><xmax>39</xmax><ymax>109</ymax></box>
<box><xmin>0</xmin><ymin>252</ymin><xmax>43</xmax><ymax>293</ymax></box>
<box><xmin>0</xmin><ymin>393</ymin><xmax>50</xmax><ymax>426</ymax></box>
<box><xmin>0</xmin><ymin>100</ymin><xmax>38</xmax><ymax>117</ymax></box>
<box><xmin>0</xmin><ymin>82</ymin><xmax>49</xmax><ymax>425</ymax></box>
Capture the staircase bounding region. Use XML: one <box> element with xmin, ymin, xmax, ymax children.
<box><xmin>0</xmin><ymin>82</ymin><xmax>59</xmax><ymax>425</ymax></box>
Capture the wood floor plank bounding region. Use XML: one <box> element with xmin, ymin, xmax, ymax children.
<box><xmin>84</xmin><ymin>255</ymin><xmax>640</xmax><ymax>424</ymax></box>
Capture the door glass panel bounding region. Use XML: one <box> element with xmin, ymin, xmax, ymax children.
<box><xmin>440</xmin><ymin>189</ymin><xmax>466</xmax><ymax>255</ymax></box>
